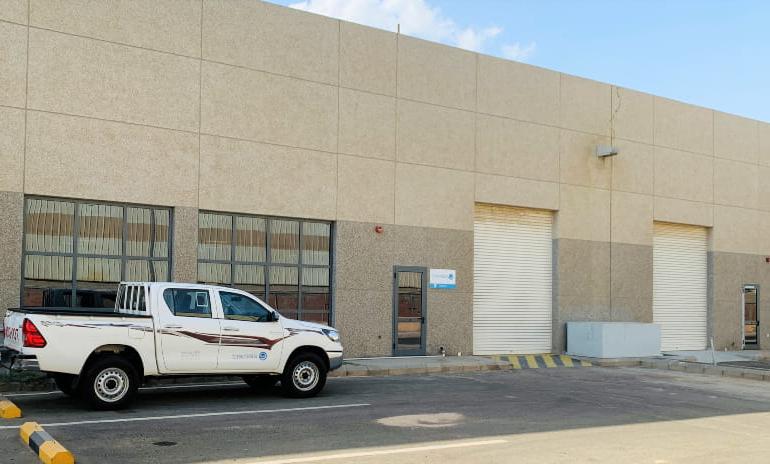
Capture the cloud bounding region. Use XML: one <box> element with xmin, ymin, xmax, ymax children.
<box><xmin>501</xmin><ymin>41</ymin><xmax>537</xmax><ymax>61</ymax></box>
<box><xmin>288</xmin><ymin>0</ymin><xmax>514</xmax><ymax>54</ymax></box>
<box><xmin>456</xmin><ymin>26</ymin><xmax>502</xmax><ymax>52</ymax></box>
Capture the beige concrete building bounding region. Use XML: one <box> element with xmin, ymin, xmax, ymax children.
<box><xmin>2</xmin><ymin>0</ymin><xmax>770</xmax><ymax>357</ymax></box>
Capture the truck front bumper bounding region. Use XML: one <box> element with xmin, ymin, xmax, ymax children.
<box><xmin>0</xmin><ymin>348</ymin><xmax>40</xmax><ymax>372</ymax></box>
<box><xmin>328</xmin><ymin>351</ymin><xmax>343</xmax><ymax>371</ymax></box>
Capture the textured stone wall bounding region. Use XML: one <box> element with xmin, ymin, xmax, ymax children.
<box><xmin>334</xmin><ymin>221</ymin><xmax>472</xmax><ymax>357</ymax></box>
<box><xmin>711</xmin><ymin>251</ymin><xmax>770</xmax><ymax>350</ymax></box>
<box><xmin>0</xmin><ymin>191</ymin><xmax>23</xmax><ymax>318</ymax></box>
<box><xmin>553</xmin><ymin>238</ymin><xmax>653</xmax><ymax>352</ymax></box>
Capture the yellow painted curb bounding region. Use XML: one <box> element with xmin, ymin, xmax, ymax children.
<box><xmin>20</xmin><ymin>421</ymin><xmax>42</xmax><ymax>444</ymax></box>
<box><xmin>0</xmin><ymin>398</ymin><xmax>22</xmax><ymax>419</ymax></box>
<box><xmin>486</xmin><ymin>354</ymin><xmax>592</xmax><ymax>369</ymax></box>
<box><xmin>19</xmin><ymin>422</ymin><xmax>75</xmax><ymax>464</ymax></box>
<box><xmin>542</xmin><ymin>354</ymin><xmax>557</xmax><ymax>368</ymax></box>
<box><xmin>40</xmin><ymin>440</ymin><xmax>75</xmax><ymax>464</ymax></box>
<box><xmin>524</xmin><ymin>355</ymin><xmax>539</xmax><ymax>369</ymax></box>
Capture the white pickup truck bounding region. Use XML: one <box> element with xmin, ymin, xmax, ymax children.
<box><xmin>2</xmin><ymin>282</ymin><xmax>343</xmax><ymax>409</ymax></box>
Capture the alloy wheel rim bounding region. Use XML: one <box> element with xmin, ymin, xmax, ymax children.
<box><xmin>292</xmin><ymin>361</ymin><xmax>320</xmax><ymax>391</ymax></box>
<box><xmin>94</xmin><ymin>367</ymin><xmax>130</xmax><ymax>403</ymax></box>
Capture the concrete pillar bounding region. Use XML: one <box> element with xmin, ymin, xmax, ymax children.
<box><xmin>0</xmin><ymin>191</ymin><xmax>23</xmax><ymax>315</ymax></box>
<box><xmin>171</xmin><ymin>206</ymin><xmax>198</xmax><ymax>283</ymax></box>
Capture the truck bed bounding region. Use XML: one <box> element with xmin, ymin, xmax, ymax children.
<box><xmin>7</xmin><ymin>307</ymin><xmax>152</xmax><ymax>318</ymax></box>
<box><xmin>3</xmin><ymin>307</ymin><xmax>157</xmax><ymax>375</ymax></box>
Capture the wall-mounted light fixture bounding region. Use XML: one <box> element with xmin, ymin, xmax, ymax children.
<box><xmin>596</xmin><ymin>144</ymin><xmax>619</xmax><ymax>158</ymax></box>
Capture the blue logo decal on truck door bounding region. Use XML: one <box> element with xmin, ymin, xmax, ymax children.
<box><xmin>259</xmin><ymin>352</ymin><xmax>268</xmax><ymax>361</ymax></box>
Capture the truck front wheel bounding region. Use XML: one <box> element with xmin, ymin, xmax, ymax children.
<box><xmin>281</xmin><ymin>352</ymin><xmax>327</xmax><ymax>398</ymax></box>
<box><xmin>80</xmin><ymin>355</ymin><xmax>139</xmax><ymax>410</ymax></box>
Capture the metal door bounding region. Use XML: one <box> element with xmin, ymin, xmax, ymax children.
<box><xmin>743</xmin><ymin>285</ymin><xmax>759</xmax><ymax>349</ymax></box>
<box><xmin>653</xmin><ymin>222</ymin><xmax>708</xmax><ymax>351</ymax></box>
<box><xmin>393</xmin><ymin>267</ymin><xmax>427</xmax><ymax>356</ymax></box>
<box><xmin>473</xmin><ymin>204</ymin><xmax>553</xmax><ymax>354</ymax></box>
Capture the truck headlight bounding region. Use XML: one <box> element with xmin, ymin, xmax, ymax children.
<box><xmin>322</xmin><ymin>329</ymin><xmax>340</xmax><ymax>342</ymax></box>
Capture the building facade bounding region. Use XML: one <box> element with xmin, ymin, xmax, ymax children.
<box><xmin>2</xmin><ymin>0</ymin><xmax>770</xmax><ymax>357</ymax></box>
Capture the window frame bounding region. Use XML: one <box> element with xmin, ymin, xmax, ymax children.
<box><xmin>196</xmin><ymin>210</ymin><xmax>334</xmax><ymax>325</ymax></box>
<box><xmin>162</xmin><ymin>287</ymin><xmax>213</xmax><ymax>319</ymax></box>
<box><xmin>21</xmin><ymin>196</ymin><xmax>174</xmax><ymax>307</ymax></box>
<box><xmin>219</xmin><ymin>290</ymin><xmax>272</xmax><ymax>322</ymax></box>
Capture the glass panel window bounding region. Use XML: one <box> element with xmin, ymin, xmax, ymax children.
<box><xmin>25</xmin><ymin>199</ymin><xmax>74</xmax><ymax>253</ymax></box>
<box><xmin>269</xmin><ymin>265</ymin><xmax>299</xmax><ymax>313</ymax></box>
<box><xmin>301</xmin><ymin>311</ymin><xmax>329</xmax><ymax>324</ymax></box>
<box><xmin>153</xmin><ymin>210</ymin><xmax>170</xmax><ymax>258</ymax></box>
<box><xmin>76</xmin><ymin>257</ymin><xmax>121</xmax><ymax>282</ymax></box>
<box><xmin>302</xmin><ymin>222</ymin><xmax>330</xmax><ymax>266</ymax></box>
<box><xmin>23</xmin><ymin>281</ymin><xmax>73</xmax><ymax>307</ymax></box>
<box><xmin>78</xmin><ymin>204</ymin><xmax>123</xmax><ymax>256</ymax></box>
<box><xmin>24</xmin><ymin>255</ymin><xmax>73</xmax><ymax>281</ymax></box>
<box><xmin>197</xmin><ymin>212</ymin><xmax>332</xmax><ymax>323</ymax></box>
<box><xmin>234</xmin><ymin>265</ymin><xmax>266</xmax><ymax>299</ymax></box>
<box><xmin>302</xmin><ymin>267</ymin><xmax>329</xmax><ymax>313</ymax></box>
<box><xmin>236</xmin><ymin>217</ymin><xmax>266</xmax><ymax>262</ymax></box>
<box><xmin>126</xmin><ymin>207</ymin><xmax>151</xmax><ymax>257</ymax></box>
<box><xmin>22</xmin><ymin>197</ymin><xmax>172</xmax><ymax>308</ymax></box>
<box><xmin>126</xmin><ymin>260</ymin><xmax>168</xmax><ymax>282</ymax></box>
<box><xmin>198</xmin><ymin>213</ymin><xmax>231</xmax><ymax>261</ymax></box>
<box><xmin>220</xmin><ymin>291</ymin><xmax>270</xmax><ymax>322</ymax></box>
<box><xmin>270</xmin><ymin>219</ymin><xmax>299</xmax><ymax>264</ymax></box>
<box><xmin>198</xmin><ymin>262</ymin><xmax>231</xmax><ymax>285</ymax></box>
<box><xmin>76</xmin><ymin>282</ymin><xmax>119</xmax><ymax>308</ymax></box>
<box><xmin>163</xmin><ymin>288</ymin><xmax>211</xmax><ymax>318</ymax></box>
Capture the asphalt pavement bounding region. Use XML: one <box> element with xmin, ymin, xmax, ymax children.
<box><xmin>3</xmin><ymin>367</ymin><xmax>770</xmax><ymax>463</ymax></box>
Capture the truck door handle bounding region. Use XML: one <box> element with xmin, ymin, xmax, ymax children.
<box><xmin>163</xmin><ymin>324</ymin><xmax>182</xmax><ymax>329</ymax></box>
<box><xmin>223</xmin><ymin>327</ymin><xmax>240</xmax><ymax>332</ymax></box>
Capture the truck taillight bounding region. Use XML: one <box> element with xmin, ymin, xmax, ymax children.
<box><xmin>22</xmin><ymin>319</ymin><xmax>46</xmax><ymax>348</ymax></box>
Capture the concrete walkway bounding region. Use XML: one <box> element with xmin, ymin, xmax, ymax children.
<box><xmin>332</xmin><ymin>354</ymin><xmax>593</xmax><ymax>377</ymax></box>
<box><xmin>663</xmin><ymin>349</ymin><xmax>770</xmax><ymax>363</ymax></box>
<box><xmin>573</xmin><ymin>349</ymin><xmax>770</xmax><ymax>382</ymax></box>
<box><xmin>330</xmin><ymin>356</ymin><xmax>509</xmax><ymax>377</ymax></box>
<box><xmin>639</xmin><ymin>357</ymin><xmax>770</xmax><ymax>381</ymax></box>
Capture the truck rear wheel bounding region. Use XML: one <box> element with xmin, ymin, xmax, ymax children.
<box><xmin>53</xmin><ymin>373</ymin><xmax>78</xmax><ymax>397</ymax></box>
<box><xmin>80</xmin><ymin>355</ymin><xmax>139</xmax><ymax>410</ymax></box>
<box><xmin>281</xmin><ymin>352</ymin><xmax>327</xmax><ymax>398</ymax></box>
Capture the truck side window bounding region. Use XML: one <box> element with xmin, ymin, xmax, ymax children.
<box><xmin>220</xmin><ymin>292</ymin><xmax>270</xmax><ymax>322</ymax></box>
<box><xmin>163</xmin><ymin>289</ymin><xmax>212</xmax><ymax>318</ymax></box>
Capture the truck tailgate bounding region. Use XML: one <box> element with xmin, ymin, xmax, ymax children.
<box><xmin>2</xmin><ymin>310</ymin><xmax>24</xmax><ymax>352</ymax></box>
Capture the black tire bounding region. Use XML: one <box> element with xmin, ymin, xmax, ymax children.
<box><xmin>79</xmin><ymin>355</ymin><xmax>139</xmax><ymax>410</ymax></box>
<box><xmin>242</xmin><ymin>375</ymin><xmax>279</xmax><ymax>391</ymax></box>
<box><xmin>281</xmin><ymin>352</ymin><xmax>327</xmax><ymax>398</ymax></box>
<box><xmin>52</xmin><ymin>373</ymin><xmax>78</xmax><ymax>397</ymax></box>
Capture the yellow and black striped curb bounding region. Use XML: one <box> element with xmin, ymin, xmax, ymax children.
<box><xmin>20</xmin><ymin>422</ymin><xmax>75</xmax><ymax>464</ymax></box>
<box><xmin>0</xmin><ymin>394</ymin><xmax>21</xmax><ymax>419</ymax></box>
<box><xmin>489</xmin><ymin>354</ymin><xmax>592</xmax><ymax>369</ymax></box>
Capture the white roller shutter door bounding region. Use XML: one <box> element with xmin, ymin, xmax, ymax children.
<box><xmin>653</xmin><ymin>222</ymin><xmax>708</xmax><ymax>351</ymax></box>
<box><xmin>473</xmin><ymin>204</ymin><xmax>553</xmax><ymax>355</ymax></box>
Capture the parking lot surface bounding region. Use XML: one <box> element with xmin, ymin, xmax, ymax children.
<box><xmin>3</xmin><ymin>367</ymin><xmax>770</xmax><ymax>463</ymax></box>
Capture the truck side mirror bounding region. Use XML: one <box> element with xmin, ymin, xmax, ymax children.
<box><xmin>270</xmin><ymin>311</ymin><xmax>279</xmax><ymax>322</ymax></box>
